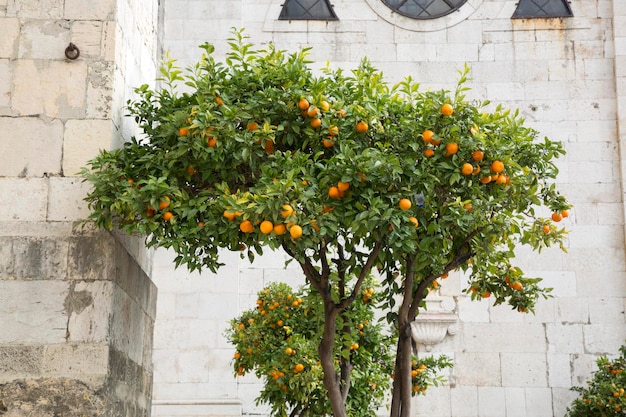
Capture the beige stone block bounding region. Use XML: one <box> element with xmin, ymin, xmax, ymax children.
<box><xmin>450</xmin><ymin>386</ymin><xmax>478</xmax><ymax>417</ymax></box>
<box><xmin>13</xmin><ymin>59</ymin><xmax>88</xmax><ymax>118</ymax></box>
<box><xmin>0</xmin><ymin>178</ymin><xmax>48</xmax><ymax>221</ymax></box>
<box><xmin>43</xmin><ymin>343</ymin><xmax>109</xmax><ymax>376</ymax></box>
<box><xmin>0</xmin><ymin>280</ymin><xmax>68</xmax><ymax>344</ymax></box>
<box><xmin>47</xmin><ymin>177</ymin><xmax>92</xmax><ymax>221</ymax></box>
<box><xmin>7</xmin><ymin>0</ymin><xmax>64</xmax><ymax>18</ymax></box>
<box><xmin>0</xmin><ymin>17</ymin><xmax>18</xmax><ymax>58</ymax></box>
<box><xmin>64</xmin><ymin>0</ymin><xmax>115</xmax><ymax>20</ymax></box>
<box><xmin>462</xmin><ymin>323</ymin><xmax>546</xmax><ymax>353</ymax></box>
<box><xmin>0</xmin><ymin>58</ymin><xmax>10</xmax><ymax>112</ymax></box>
<box><xmin>548</xmin><ymin>353</ymin><xmax>572</xmax><ymax>388</ymax></box>
<box><xmin>62</xmin><ymin>119</ymin><xmax>113</xmax><ymax>176</ymax></box>
<box><xmin>66</xmin><ymin>281</ymin><xmax>113</xmax><ymax>343</ymax></box>
<box><xmin>18</xmin><ymin>19</ymin><xmax>70</xmax><ymax>60</ymax></box>
<box><xmin>86</xmin><ymin>60</ymin><xmax>113</xmax><ymax>118</ymax></box>
<box><xmin>102</xmin><ymin>20</ymin><xmax>116</xmax><ymax>61</ymax></box>
<box><xmin>501</xmin><ymin>352</ymin><xmax>547</xmax><ymax>387</ymax></box>
<box><xmin>583</xmin><ymin>324</ymin><xmax>626</xmax><ymax>354</ymax></box>
<box><xmin>478</xmin><ymin>387</ymin><xmax>506</xmax><ymax>417</ymax></box>
<box><xmin>0</xmin><ymin>116</ymin><xmax>63</xmax><ymax>176</ymax></box>
<box><xmin>71</xmin><ymin>20</ymin><xmax>103</xmax><ymax>57</ymax></box>
<box><xmin>453</xmin><ymin>352</ymin><xmax>502</xmax><ymax>386</ymax></box>
<box><xmin>546</xmin><ymin>324</ymin><xmax>584</xmax><ymax>353</ymax></box>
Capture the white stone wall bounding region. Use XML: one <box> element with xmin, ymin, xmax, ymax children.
<box><xmin>151</xmin><ymin>1</ymin><xmax>626</xmax><ymax>416</ymax></box>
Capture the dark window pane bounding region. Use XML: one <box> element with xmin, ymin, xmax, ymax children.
<box><xmin>382</xmin><ymin>0</ymin><xmax>468</xmax><ymax>20</ymax></box>
<box><xmin>512</xmin><ymin>0</ymin><xmax>573</xmax><ymax>18</ymax></box>
<box><xmin>279</xmin><ymin>0</ymin><xmax>338</xmax><ymax>20</ymax></box>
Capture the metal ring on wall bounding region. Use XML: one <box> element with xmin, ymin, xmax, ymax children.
<box><xmin>65</xmin><ymin>43</ymin><xmax>80</xmax><ymax>60</ymax></box>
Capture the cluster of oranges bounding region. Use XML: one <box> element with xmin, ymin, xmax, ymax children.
<box><xmin>221</xmin><ymin>203</ymin><xmax>304</xmax><ymax>239</ymax></box>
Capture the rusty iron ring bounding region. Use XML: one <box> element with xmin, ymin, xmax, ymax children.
<box><xmin>65</xmin><ymin>43</ymin><xmax>80</xmax><ymax>60</ymax></box>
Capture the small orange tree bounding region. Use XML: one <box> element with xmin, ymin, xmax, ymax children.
<box><xmin>82</xmin><ymin>30</ymin><xmax>570</xmax><ymax>417</ymax></box>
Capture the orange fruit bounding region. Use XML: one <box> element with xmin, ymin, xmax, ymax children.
<box><xmin>424</xmin><ymin>149</ymin><xmax>435</xmax><ymax>157</ymax></box>
<box><xmin>146</xmin><ymin>207</ymin><xmax>155</xmax><ymax>217</ymax></box>
<box><xmin>240</xmin><ymin>220</ymin><xmax>254</xmax><ymax>233</ymax></box>
<box><xmin>337</xmin><ymin>181</ymin><xmax>350</xmax><ymax>192</ymax></box>
<box><xmin>336</xmin><ymin>109</ymin><xmax>347</xmax><ymax>118</ymax></box>
<box><xmin>159</xmin><ymin>196</ymin><xmax>171</xmax><ymax>210</ymax></box>
<box><xmin>422</xmin><ymin>129</ymin><xmax>434</xmax><ymax>143</ymax></box>
<box><xmin>328</xmin><ymin>186</ymin><xmax>341</xmax><ymax>199</ymax></box>
<box><xmin>561</xmin><ymin>209</ymin><xmax>570</xmax><ymax>218</ymax></box>
<box><xmin>187</xmin><ymin>166</ymin><xmax>196</xmax><ymax>175</ymax></box>
<box><xmin>260</xmin><ymin>220</ymin><xmax>274</xmax><ymax>234</ymax></box>
<box><xmin>472</xmin><ymin>150</ymin><xmax>484</xmax><ymax>162</ymax></box>
<box><xmin>127</xmin><ymin>178</ymin><xmax>134</xmax><ymax>185</ymax></box>
<box><xmin>285</xmin><ymin>347</ymin><xmax>294</xmax><ymax>355</ymax></box>
<box><xmin>350</xmin><ymin>343</ymin><xmax>359</xmax><ymax>350</ymax></box>
<box><xmin>264</xmin><ymin>141</ymin><xmax>274</xmax><ymax>154</ymax></box>
<box><xmin>281</xmin><ymin>204</ymin><xmax>294</xmax><ymax>218</ymax></box>
<box><xmin>298</xmin><ymin>98</ymin><xmax>310</xmax><ymax>110</ymax></box>
<box><xmin>356</xmin><ymin>120</ymin><xmax>369</xmax><ymax>133</ymax></box>
<box><xmin>215</xmin><ymin>97</ymin><xmax>223</xmax><ymax>106</ymax></box>
<box><xmin>179</xmin><ymin>127</ymin><xmax>189</xmax><ymax>136</ymax></box>
<box><xmin>234</xmin><ymin>352</ymin><xmax>241</xmax><ymax>359</ymax></box>
<box><xmin>511</xmin><ymin>281</ymin><xmax>523</xmax><ymax>291</ymax></box>
<box><xmin>294</xmin><ymin>363</ymin><xmax>305</xmax><ymax>373</ymax></box>
<box><xmin>163</xmin><ymin>212</ymin><xmax>173</xmax><ymax>221</ymax></box>
<box><xmin>542</xmin><ymin>224</ymin><xmax>551</xmax><ymax>234</ymax></box>
<box><xmin>197</xmin><ymin>221</ymin><xmax>205</xmax><ymax>227</ymax></box>
<box><xmin>490</xmin><ymin>160</ymin><xmax>505</xmax><ymax>173</ymax></box>
<box><xmin>224</xmin><ymin>211</ymin><xmax>236</xmax><ymax>221</ymax></box>
<box><xmin>328</xmin><ymin>125</ymin><xmax>339</xmax><ymax>136</ymax></box>
<box><xmin>482</xmin><ymin>291</ymin><xmax>491</xmax><ymax>298</ymax></box>
<box><xmin>290</xmin><ymin>224</ymin><xmax>303</xmax><ymax>239</ymax></box>
<box><xmin>357</xmin><ymin>172</ymin><xmax>367</xmax><ymax>182</ymax></box>
<box><xmin>496</xmin><ymin>174</ymin><xmax>508</xmax><ymax>185</ymax></box>
<box><xmin>551</xmin><ymin>212</ymin><xmax>563</xmax><ymax>222</ymax></box>
<box><xmin>207</xmin><ymin>137</ymin><xmax>217</xmax><ymax>147</ymax></box>
<box><xmin>320</xmin><ymin>100</ymin><xmax>330</xmax><ymax>112</ymax></box>
<box><xmin>479</xmin><ymin>176</ymin><xmax>492</xmax><ymax>184</ymax></box>
<box><xmin>430</xmin><ymin>137</ymin><xmax>442</xmax><ymax>146</ymax></box>
<box><xmin>246</xmin><ymin>121</ymin><xmax>258</xmax><ymax>131</ymax></box>
<box><xmin>445</xmin><ymin>143</ymin><xmax>459</xmax><ymax>156</ymax></box>
<box><xmin>307</xmin><ymin>106</ymin><xmax>319</xmax><ymax>118</ymax></box>
<box><xmin>441</xmin><ymin>103</ymin><xmax>454</xmax><ymax>116</ymax></box>
<box><xmin>409</xmin><ymin>217</ymin><xmax>419</xmax><ymax>228</ymax></box>
<box><xmin>399</xmin><ymin>198</ymin><xmax>412</xmax><ymax>210</ymax></box>
<box><xmin>461</xmin><ymin>163</ymin><xmax>473</xmax><ymax>176</ymax></box>
<box><xmin>322</xmin><ymin>138</ymin><xmax>334</xmax><ymax>148</ymax></box>
<box><xmin>464</xmin><ymin>203</ymin><xmax>472</xmax><ymax>211</ymax></box>
<box><xmin>310</xmin><ymin>118</ymin><xmax>322</xmax><ymax>128</ymax></box>
<box><xmin>273</xmin><ymin>223</ymin><xmax>287</xmax><ymax>235</ymax></box>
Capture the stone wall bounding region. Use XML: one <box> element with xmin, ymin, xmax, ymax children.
<box><xmin>0</xmin><ymin>0</ymin><xmax>160</xmax><ymax>415</ymax></box>
<box><xmin>150</xmin><ymin>1</ymin><xmax>626</xmax><ymax>417</ymax></box>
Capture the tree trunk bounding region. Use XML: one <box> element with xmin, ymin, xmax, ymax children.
<box><xmin>318</xmin><ymin>298</ymin><xmax>348</xmax><ymax>417</ymax></box>
<box><xmin>390</xmin><ymin>318</ymin><xmax>413</xmax><ymax>417</ymax></box>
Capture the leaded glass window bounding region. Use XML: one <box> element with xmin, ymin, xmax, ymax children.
<box><xmin>381</xmin><ymin>0</ymin><xmax>468</xmax><ymax>20</ymax></box>
<box><xmin>279</xmin><ymin>0</ymin><xmax>338</xmax><ymax>20</ymax></box>
<box><xmin>512</xmin><ymin>0</ymin><xmax>573</xmax><ymax>19</ymax></box>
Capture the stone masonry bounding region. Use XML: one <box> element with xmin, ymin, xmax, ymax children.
<box><xmin>149</xmin><ymin>1</ymin><xmax>626</xmax><ymax>417</ymax></box>
<box><xmin>0</xmin><ymin>0</ymin><xmax>160</xmax><ymax>416</ymax></box>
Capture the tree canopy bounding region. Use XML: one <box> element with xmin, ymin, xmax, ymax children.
<box><xmin>82</xmin><ymin>29</ymin><xmax>571</xmax><ymax>417</ymax></box>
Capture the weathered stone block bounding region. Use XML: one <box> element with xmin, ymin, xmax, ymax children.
<box><xmin>43</xmin><ymin>344</ymin><xmax>109</xmax><ymax>377</ymax></box>
<box><xmin>583</xmin><ymin>324</ymin><xmax>626</xmax><ymax>354</ymax></box>
<box><xmin>0</xmin><ymin>346</ymin><xmax>44</xmax><ymax>382</ymax></box>
<box><xmin>70</xmin><ymin>20</ymin><xmax>103</xmax><ymax>57</ymax></box>
<box><xmin>0</xmin><ymin>118</ymin><xmax>63</xmax><ymax>177</ymax></box>
<box><xmin>66</xmin><ymin>281</ymin><xmax>113</xmax><ymax>343</ymax></box>
<box><xmin>12</xmin><ymin>59</ymin><xmax>87</xmax><ymax>119</ymax></box>
<box><xmin>450</xmin><ymin>386</ymin><xmax>478</xmax><ymax>417</ymax></box>
<box><xmin>63</xmin><ymin>119</ymin><xmax>113</xmax><ymax>176</ymax></box>
<box><xmin>478</xmin><ymin>387</ymin><xmax>506</xmax><ymax>417</ymax></box>
<box><xmin>0</xmin><ymin>280</ymin><xmax>68</xmax><ymax>344</ymax></box>
<box><xmin>63</xmin><ymin>0</ymin><xmax>115</xmax><ymax>20</ymax></box>
<box><xmin>546</xmin><ymin>323</ymin><xmax>584</xmax><ymax>353</ymax></box>
<box><xmin>547</xmin><ymin>353</ymin><xmax>572</xmax><ymax>387</ymax></box>
<box><xmin>17</xmin><ymin>19</ymin><xmax>70</xmax><ymax>60</ymax></box>
<box><xmin>47</xmin><ymin>177</ymin><xmax>92</xmax><ymax>222</ymax></box>
<box><xmin>86</xmin><ymin>60</ymin><xmax>114</xmax><ymax>118</ymax></box>
<box><xmin>10</xmin><ymin>236</ymin><xmax>69</xmax><ymax>280</ymax></box>
<box><xmin>67</xmin><ymin>234</ymin><xmax>116</xmax><ymax>281</ymax></box>
<box><xmin>524</xmin><ymin>387</ymin><xmax>554</xmax><ymax>417</ymax></box>
<box><xmin>0</xmin><ymin>17</ymin><xmax>18</xmax><ymax>58</ymax></box>
<box><xmin>0</xmin><ymin>178</ymin><xmax>48</xmax><ymax>221</ymax></box>
<box><xmin>462</xmin><ymin>323</ymin><xmax>546</xmax><ymax>352</ymax></box>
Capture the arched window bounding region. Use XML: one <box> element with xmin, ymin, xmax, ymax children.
<box><xmin>512</xmin><ymin>0</ymin><xmax>573</xmax><ymax>19</ymax></box>
<box><xmin>381</xmin><ymin>0</ymin><xmax>468</xmax><ymax>20</ymax></box>
<box><xmin>279</xmin><ymin>0</ymin><xmax>338</xmax><ymax>20</ymax></box>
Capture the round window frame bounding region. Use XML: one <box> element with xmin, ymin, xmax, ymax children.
<box><xmin>365</xmin><ymin>0</ymin><xmax>483</xmax><ymax>31</ymax></box>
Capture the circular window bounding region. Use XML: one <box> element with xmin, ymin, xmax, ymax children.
<box><xmin>382</xmin><ymin>0</ymin><xmax>468</xmax><ymax>19</ymax></box>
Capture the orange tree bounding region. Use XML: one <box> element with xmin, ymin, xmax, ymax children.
<box><xmin>226</xmin><ymin>281</ymin><xmax>449</xmax><ymax>417</ymax></box>
<box><xmin>81</xmin><ymin>30</ymin><xmax>570</xmax><ymax>417</ymax></box>
<box><xmin>566</xmin><ymin>344</ymin><xmax>626</xmax><ymax>416</ymax></box>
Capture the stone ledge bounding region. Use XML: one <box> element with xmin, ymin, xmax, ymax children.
<box><xmin>152</xmin><ymin>399</ymin><xmax>242</xmax><ymax>417</ymax></box>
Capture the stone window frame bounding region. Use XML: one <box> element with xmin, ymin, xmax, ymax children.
<box><xmin>380</xmin><ymin>0</ymin><xmax>469</xmax><ymax>21</ymax></box>
<box><xmin>364</xmin><ymin>0</ymin><xmax>482</xmax><ymax>32</ymax></box>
